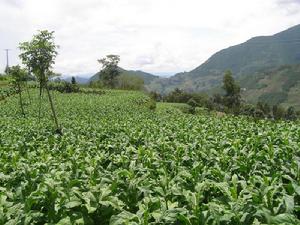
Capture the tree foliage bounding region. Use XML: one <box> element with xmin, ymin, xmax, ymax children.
<box><xmin>71</xmin><ymin>76</ymin><xmax>77</xmax><ymax>85</ymax></box>
<box><xmin>222</xmin><ymin>70</ymin><xmax>241</xmax><ymax>110</ymax></box>
<box><xmin>161</xmin><ymin>71</ymin><xmax>298</xmax><ymax>121</ymax></box>
<box><xmin>9</xmin><ymin>65</ymin><xmax>28</xmax><ymax>116</ymax></box>
<box><xmin>98</xmin><ymin>55</ymin><xmax>120</xmax><ymax>88</ymax></box>
<box><xmin>9</xmin><ymin>65</ymin><xmax>28</xmax><ymax>84</ymax></box>
<box><xmin>19</xmin><ymin>30</ymin><xmax>58</xmax><ymax>88</ymax></box>
<box><xmin>117</xmin><ymin>74</ymin><xmax>144</xmax><ymax>90</ymax></box>
<box><xmin>19</xmin><ymin>30</ymin><xmax>61</xmax><ymax>133</ymax></box>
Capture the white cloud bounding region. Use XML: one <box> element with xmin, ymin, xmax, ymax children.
<box><xmin>0</xmin><ymin>0</ymin><xmax>299</xmax><ymax>76</ymax></box>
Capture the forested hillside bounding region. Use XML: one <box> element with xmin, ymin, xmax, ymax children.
<box><xmin>145</xmin><ymin>24</ymin><xmax>300</xmax><ymax>109</ymax></box>
<box><xmin>240</xmin><ymin>64</ymin><xmax>300</xmax><ymax>109</ymax></box>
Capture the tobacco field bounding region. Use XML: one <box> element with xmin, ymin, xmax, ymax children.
<box><xmin>0</xmin><ymin>90</ymin><xmax>299</xmax><ymax>224</ymax></box>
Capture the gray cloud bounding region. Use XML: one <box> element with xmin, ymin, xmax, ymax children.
<box><xmin>276</xmin><ymin>0</ymin><xmax>300</xmax><ymax>15</ymax></box>
<box><xmin>3</xmin><ymin>0</ymin><xmax>24</xmax><ymax>7</ymax></box>
<box><xmin>277</xmin><ymin>0</ymin><xmax>300</xmax><ymax>5</ymax></box>
<box><xmin>135</xmin><ymin>56</ymin><xmax>155</xmax><ymax>67</ymax></box>
<box><xmin>0</xmin><ymin>0</ymin><xmax>300</xmax><ymax>76</ymax></box>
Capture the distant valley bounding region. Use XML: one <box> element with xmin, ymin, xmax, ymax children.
<box><xmin>71</xmin><ymin>24</ymin><xmax>300</xmax><ymax>108</ymax></box>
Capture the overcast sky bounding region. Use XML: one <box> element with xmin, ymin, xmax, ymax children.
<box><xmin>0</xmin><ymin>0</ymin><xmax>300</xmax><ymax>76</ymax></box>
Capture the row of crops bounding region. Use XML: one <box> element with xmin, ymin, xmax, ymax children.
<box><xmin>0</xmin><ymin>87</ymin><xmax>16</xmax><ymax>101</ymax></box>
<box><xmin>0</xmin><ymin>89</ymin><xmax>299</xmax><ymax>224</ymax></box>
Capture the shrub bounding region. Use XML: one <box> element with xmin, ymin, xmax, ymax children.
<box><xmin>272</xmin><ymin>105</ymin><xmax>286</xmax><ymax>120</ymax></box>
<box><xmin>187</xmin><ymin>98</ymin><xmax>198</xmax><ymax>108</ymax></box>
<box><xmin>48</xmin><ymin>82</ymin><xmax>79</xmax><ymax>93</ymax></box>
<box><xmin>146</xmin><ymin>99</ymin><xmax>156</xmax><ymax>111</ymax></box>
<box><xmin>285</xmin><ymin>106</ymin><xmax>297</xmax><ymax>121</ymax></box>
<box><xmin>149</xmin><ymin>91</ymin><xmax>162</xmax><ymax>102</ymax></box>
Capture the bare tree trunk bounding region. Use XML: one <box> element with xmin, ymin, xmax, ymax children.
<box><xmin>38</xmin><ymin>84</ymin><xmax>43</xmax><ymax>123</ymax></box>
<box><xmin>18</xmin><ymin>84</ymin><xmax>25</xmax><ymax>117</ymax></box>
<box><xmin>25</xmin><ymin>83</ymin><xmax>32</xmax><ymax>104</ymax></box>
<box><xmin>45</xmin><ymin>84</ymin><xmax>61</xmax><ymax>134</ymax></box>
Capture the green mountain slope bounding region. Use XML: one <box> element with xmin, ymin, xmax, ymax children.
<box><xmin>89</xmin><ymin>67</ymin><xmax>159</xmax><ymax>85</ymax></box>
<box><xmin>147</xmin><ymin>24</ymin><xmax>300</xmax><ymax>94</ymax></box>
<box><xmin>240</xmin><ymin>64</ymin><xmax>300</xmax><ymax>109</ymax></box>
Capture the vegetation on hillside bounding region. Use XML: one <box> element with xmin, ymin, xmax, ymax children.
<box><xmin>240</xmin><ymin>64</ymin><xmax>300</xmax><ymax>109</ymax></box>
<box><xmin>159</xmin><ymin>70</ymin><xmax>299</xmax><ymax>121</ymax></box>
<box><xmin>146</xmin><ymin>25</ymin><xmax>300</xmax><ymax>109</ymax></box>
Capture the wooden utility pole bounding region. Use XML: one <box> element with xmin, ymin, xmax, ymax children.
<box><xmin>4</xmin><ymin>49</ymin><xmax>11</xmax><ymax>73</ymax></box>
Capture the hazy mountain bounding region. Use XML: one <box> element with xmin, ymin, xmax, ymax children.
<box><xmin>63</xmin><ymin>75</ymin><xmax>91</xmax><ymax>84</ymax></box>
<box><xmin>89</xmin><ymin>67</ymin><xmax>159</xmax><ymax>85</ymax></box>
<box><xmin>147</xmin><ymin>24</ymin><xmax>300</xmax><ymax>94</ymax></box>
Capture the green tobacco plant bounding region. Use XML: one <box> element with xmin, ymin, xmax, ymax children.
<box><xmin>0</xmin><ymin>89</ymin><xmax>299</xmax><ymax>224</ymax></box>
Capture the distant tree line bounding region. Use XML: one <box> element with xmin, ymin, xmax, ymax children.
<box><xmin>50</xmin><ymin>76</ymin><xmax>80</xmax><ymax>93</ymax></box>
<box><xmin>152</xmin><ymin>70</ymin><xmax>299</xmax><ymax>121</ymax></box>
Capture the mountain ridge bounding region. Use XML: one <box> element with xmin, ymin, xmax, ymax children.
<box><xmin>146</xmin><ymin>24</ymin><xmax>300</xmax><ymax>96</ymax></box>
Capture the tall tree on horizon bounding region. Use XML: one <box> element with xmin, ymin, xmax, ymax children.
<box><xmin>98</xmin><ymin>55</ymin><xmax>120</xmax><ymax>88</ymax></box>
<box><xmin>71</xmin><ymin>76</ymin><xmax>77</xmax><ymax>85</ymax></box>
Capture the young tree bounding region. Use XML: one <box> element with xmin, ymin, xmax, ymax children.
<box><xmin>223</xmin><ymin>71</ymin><xmax>239</xmax><ymax>96</ymax></box>
<box><xmin>222</xmin><ymin>70</ymin><xmax>241</xmax><ymax>110</ymax></box>
<box><xmin>97</xmin><ymin>55</ymin><xmax>120</xmax><ymax>88</ymax></box>
<box><xmin>9</xmin><ymin>65</ymin><xmax>27</xmax><ymax>117</ymax></box>
<box><xmin>71</xmin><ymin>76</ymin><xmax>77</xmax><ymax>85</ymax></box>
<box><xmin>19</xmin><ymin>30</ymin><xmax>61</xmax><ymax>133</ymax></box>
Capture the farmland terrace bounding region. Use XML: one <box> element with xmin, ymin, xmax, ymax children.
<box><xmin>0</xmin><ymin>90</ymin><xmax>299</xmax><ymax>224</ymax></box>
